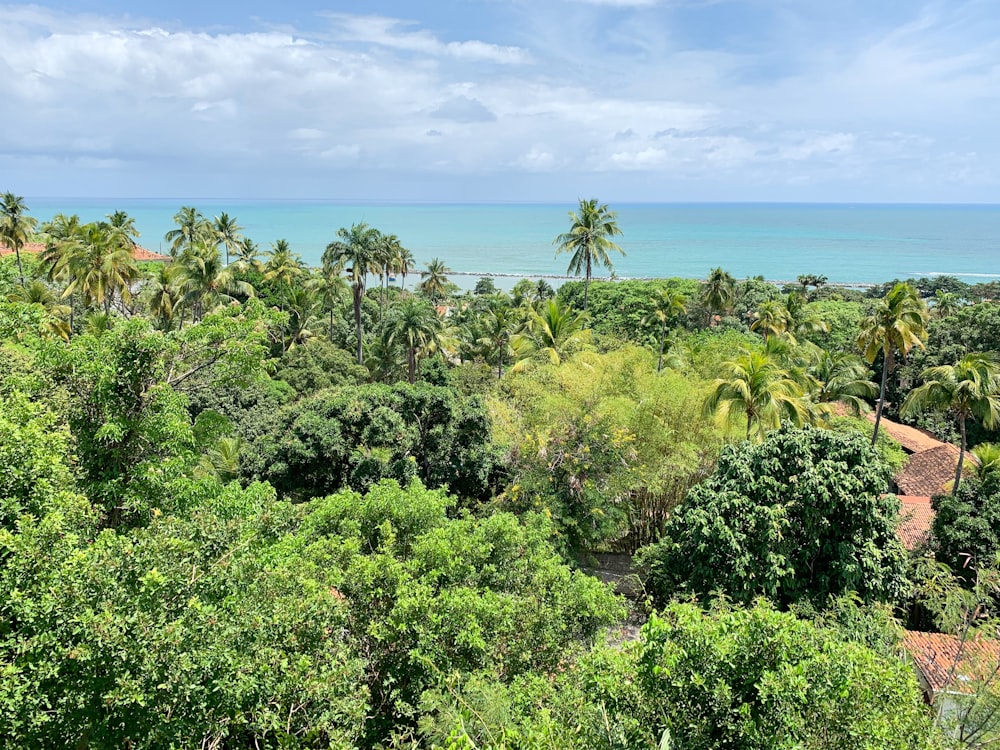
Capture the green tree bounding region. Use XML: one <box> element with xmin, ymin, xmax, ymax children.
<box><xmin>324</xmin><ymin>222</ymin><xmax>380</xmax><ymax>365</ymax></box>
<box><xmin>0</xmin><ymin>192</ymin><xmax>38</xmax><ymax>289</ymax></box>
<box><xmin>163</xmin><ymin>205</ymin><xmax>210</xmax><ymax>258</ymax></box>
<box><xmin>638</xmin><ymin>425</ymin><xmax>908</xmax><ymax>607</ymax></box>
<box><xmin>511</xmin><ymin>298</ymin><xmax>590</xmax><ymax>368</ymax></box>
<box><xmin>703</xmin><ymin>348</ymin><xmax>809</xmax><ymax>440</ymax></box>
<box><xmin>553</xmin><ymin>198</ymin><xmax>624</xmax><ymax>314</ymax></box>
<box><xmin>642</xmin><ymin>288</ymin><xmax>687</xmax><ymax>372</ymax></box>
<box><xmin>902</xmin><ymin>353</ymin><xmax>1000</xmax><ymax>495</ymax></box>
<box><xmin>177</xmin><ymin>242</ymin><xmax>254</xmax><ymax>322</ymax></box>
<box><xmin>417</xmin><ymin>257</ymin><xmax>453</xmax><ymax>303</ymax></box>
<box><xmin>306</xmin><ymin>264</ymin><xmax>349</xmax><ymax>343</ymax></box>
<box><xmin>211</xmin><ymin>211</ymin><xmax>243</xmax><ymax>266</ymax></box>
<box><xmin>387</xmin><ymin>297</ymin><xmax>445</xmax><ymax>383</ymax></box>
<box><xmin>700</xmin><ymin>266</ymin><xmax>737</xmax><ymax>326</ymax></box>
<box><xmin>55</xmin><ymin>221</ymin><xmax>141</xmax><ymax>316</ymax></box>
<box><xmin>144</xmin><ymin>263</ymin><xmax>182</xmax><ymax>331</ymax></box>
<box><xmin>750</xmin><ymin>298</ymin><xmax>793</xmax><ymax>342</ymax></box>
<box><xmin>480</xmin><ymin>299</ymin><xmax>519</xmax><ymax>379</ymax></box>
<box><xmin>930</xmin><ymin>474</ymin><xmax>1000</xmax><ymax>579</ymax></box>
<box><xmin>810</xmin><ymin>349</ymin><xmax>878</xmax><ymax>415</ymax></box>
<box><xmin>858</xmin><ymin>281</ymin><xmax>929</xmax><ymax>447</ymax></box>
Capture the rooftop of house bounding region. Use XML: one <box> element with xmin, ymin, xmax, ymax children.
<box><xmin>0</xmin><ymin>241</ymin><xmax>170</xmax><ymax>262</ymax></box>
<box><xmin>865</xmin><ymin>412</ymin><xmax>945</xmax><ymax>454</ymax></box>
<box><xmin>898</xmin><ymin>495</ymin><xmax>935</xmax><ymax>551</ymax></box>
<box><xmin>904</xmin><ymin>630</ymin><xmax>1000</xmax><ymax>695</ymax></box>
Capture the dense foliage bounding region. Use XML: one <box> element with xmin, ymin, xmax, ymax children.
<box><xmin>639</xmin><ymin>425</ymin><xmax>908</xmax><ymax>607</ymax></box>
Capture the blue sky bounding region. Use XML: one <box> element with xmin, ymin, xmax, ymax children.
<box><xmin>2</xmin><ymin>0</ymin><xmax>999</xmax><ymax>202</ymax></box>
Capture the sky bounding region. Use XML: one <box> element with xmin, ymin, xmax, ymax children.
<box><xmin>2</xmin><ymin>0</ymin><xmax>999</xmax><ymax>202</ymax></box>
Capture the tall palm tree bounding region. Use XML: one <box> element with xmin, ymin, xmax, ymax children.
<box><xmin>809</xmin><ymin>350</ymin><xmax>877</xmax><ymax>416</ymax></box>
<box><xmin>106</xmin><ymin>210</ymin><xmax>140</xmax><ymax>250</ymax></box>
<box><xmin>235</xmin><ymin>238</ymin><xmax>262</xmax><ymax>272</ymax></box>
<box><xmin>176</xmin><ymin>242</ymin><xmax>254</xmax><ymax>321</ymax></box>
<box><xmin>418</xmin><ymin>257</ymin><xmax>453</xmax><ymax>303</ymax></box>
<box><xmin>933</xmin><ymin>290</ymin><xmax>962</xmax><ymax>319</ymax></box>
<box><xmin>56</xmin><ymin>222</ymin><xmax>140</xmax><ymax>316</ymax></box>
<box><xmin>306</xmin><ymin>265</ymin><xmax>349</xmax><ymax>343</ymax></box>
<box><xmin>212</xmin><ymin>212</ymin><xmax>244</xmax><ymax>266</ymax></box>
<box><xmin>0</xmin><ymin>192</ymin><xmax>38</xmax><ymax>288</ymax></box>
<box><xmin>784</xmin><ymin>291</ymin><xmax>829</xmax><ymax>342</ymax></box>
<box><xmin>283</xmin><ymin>286</ymin><xmax>322</xmax><ymax>351</ymax></box>
<box><xmin>7</xmin><ymin>279</ymin><xmax>72</xmax><ymax>340</ymax></box>
<box><xmin>164</xmin><ymin>206</ymin><xmax>209</xmax><ymax>258</ymax></box>
<box><xmin>396</xmin><ymin>246</ymin><xmax>416</xmax><ymax>290</ymax></box>
<box><xmin>375</xmin><ymin>233</ymin><xmax>403</xmax><ymax>327</ymax></box>
<box><xmin>511</xmin><ymin>299</ymin><xmax>590</xmax><ymax>368</ymax></box>
<box><xmin>323</xmin><ymin>222</ymin><xmax>381</xmax><ymax>365</ymax></box>
<box><xmin>858</xmin><ymin>281</ymin><xmax>928</xmax><ymax>447</ymax></box>
<box><xmin>643</xmin><ymin>289</ymin><xmax>687</xmax><ymax>372</ymax></box>
<box><xmin>387</xmin><ymin>297</ymin><xmax>445</xmax><ymax>383</ymax></box>
<box><xmin>901</xmin><ymin>353</ymin><xmax>1000</xmax><ymax>495</ymax></box>
<box><xmin>703</xmin><ymin>349</ymin><xmax>810</xmax><ymax>440</ymax></box>
<box><xmin>263</xmin><ymin>239</ymin><xmax>305</xmax><ymax>292</ymax></box>
<box><xmin>145</xmin><ymin>263</ymin><xmax>182</xmax><ymax>331</ymax></box>
<box><xmin>750</xmin><ymin>299</ymin><xmax>793</xmax><ymax>343</ymax></box>
<box><xmin>480</xmin><ymin>299</ymin><xmax>520</xmax><ymax>379</ymax></box>
<box><xmin>700</xmin><ymin>267</ymin><xmax>736</xmax><ymax>326</ymax></box>
<box><xmin>553</xmin><ymin>198</ymin><xmax>624</xmax><ymax>314</ymax></box>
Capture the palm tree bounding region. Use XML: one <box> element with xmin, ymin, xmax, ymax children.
<box><xmin>323</xmin><ymin>222</ymin><xmax>381</xmax><ymax>365</ymax></box>
<box><xmin>164</xmin><ymin>206</ymin><xmax>210</xmax><ymax>258</ymax></box>
<box><xmin>263</xmin><ymin>240</ymin><xmax>305</xmax><ymax>292</ymax></box>
<box><xmin>553</xmin><ymin>198</ymin><xmax>624</xmax><ymax>313</ymax></box>
<box><xmin>703</xmin><ymin>349</ymin><xmax>810</xmax><ymax>440</ymax></box>
<box><xmin>809</xmin><ymin>350</ymin><xmax>877</xmax><ymax>416</ymax></box>
<box><xmin>283</xmin><ymin>286</ymin><xmax>322</xmax><ymax>351</ymax></box>
<box><xmin>212</xmin><ymin>212</ymin><xmax>244</xmax><ymax>266</ymax></box>
<box><xmin>933</xmin><ymin>290</ymin><xmax>962</xmax><ymax>319</ymax></box>
<box><xmin>56</xmin><ymin>222</ymin><xmax>140</xmax><ymax>316</ymax></box>
<box><xmin>901</xmin><ymin>353</ymin><xmax>1000</xmax><ymax>495</ymax></box>
<box><xmin>511</xmin><ymin>299</ymin><xmax>590</xmax><ymax>368</ymax></box>
<box><xmin>375</xmin><ymin>233</ymin><xmax>403</xmax><ymax>327</ymax></box>
<box><xmin>306</xmin><ymin>266</ymin><xmax>348</xmax><ymax>343</ymax></box>
<box><xmin>7</xmin><ymin>279</ymin><xmax>72</xmax><ymax>340</ymax></box>
<box><xmin>858</xmin><ymin>282</ymin><xmax>928</xmax><ymax>447</ymax></box>
<box><xmin>106</xmin><ymin>210</ymin><xmax>140</xmax><ymax>249</ymax></box>
<box><xmin>176</xmin><ymin>242</ymin><xmax>254</xmax><ymax>321</ymax></box>
<box><xmin>700</xmin><ymin>267</ymin><xmax>736</xmax><ymax>326</ymax></box>
<box><xmin>784</xmin><ymin>292</ymin><xmax>829</xmax><ymax>342</ymax></box>
<box><xmin>972</xmin><ymin>443</ymin><xmax>1000</xmax><ymax>481</ymax></box>
<box><xmin>418</xmin><ymin>257</ymin><xmax>453</xmax><ymax>303</ymax></box>
<box><xmin>235</xmin><ymin>238</ymin><xmax>262</xmax><ymax>272</ymax></box>
<box><xmin>480</xmin><ymin>299</ymin><xmax>520</xmax><ymax>379</ymax></box>
<box><xmin>643</xmin><ymin>289</ymin><xmax>687</xmax><ymax>372</ymax></box>
<box><xmin>750</xmin><ymin>299</ymin><xmax>793</xmax><ymax>343</ymax></box>
<box><xmin>145</xmin><ymin>264</ymin><xmax>182</xmax><ymax>331</ymax></box>
<box><xmin>396</xmin><ymin>246</ymin><xmax>416</xmax><ymax>290</ymax></box>
<box><xmin>0</xmin><ymin>192</ymin><xmax>38</xmax><ymax>288</ymax></box>
<box><xmin>387</xmin><ymin>297</ymin><xmax>445</xmax><ymax>383</ymax></box>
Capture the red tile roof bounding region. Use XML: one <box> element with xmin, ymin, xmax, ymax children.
<box><xmin>0</xmin><ymin>242</ymin><xmax>169</xmax><ymax>262</ymax></box>
<box><xmin>898</xmin><ymin>495</ymin><xmax>935</xmax><ymax>551</ymax></box>
<box><xmin>866</xmin><ymin>412</ymin><xmax>944</xmax><ymax>453</ymax></box>
<box><xmin>904</xmin><ymin>630</ymin><xmax>1000</xmax><ymax>695</ymax></box>
<box><xmin>896</xmin><ymin>444</ymin><xmax>974</xmax><ymax>497</ymax></box>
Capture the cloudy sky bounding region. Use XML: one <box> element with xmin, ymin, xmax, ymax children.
<box><xmin>2</xmin><ymin>0</ymin><xmax>998</xmax><ymax>202</ymax></box>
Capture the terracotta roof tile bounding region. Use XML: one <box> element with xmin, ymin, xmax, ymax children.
<box><xmin>904</xmin><ymin>630</ymin><xmax>1000</xmax><ymax>694</ymax></box>
<box><xmin>0</xmin><ymin>242</ymin><xmax>169</xmax><ymax>262</ymax></box>
<box><xmin>897</xmin><ymin>495</ymin><xmax>935</xmax><ymax>551</ymax></box>
<box><xmin>896</xmin><ymin>444</ymin><xmax>973</xmax><ymax>497</ymax></box>
<box><xmin>866</xmin><ymin>412</ymin><xmax>945</xmax><ymax>453</ymax></box>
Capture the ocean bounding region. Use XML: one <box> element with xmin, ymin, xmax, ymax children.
<box><xmin>24</xmin><ymin>199</ymin><xmax>1000</xmax><ymax>287</ymax></box>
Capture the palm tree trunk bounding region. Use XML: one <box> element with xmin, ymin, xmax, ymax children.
<box><xmin>497</xmin><ymin>347</ymin><xmax>504</xmax><ymax>380</ymax></box>
<box><xmin>583</xmin><ymin>255</ymin><xmax>591</xmax><ymax>315</ymax></box>
<box><xmin>408</xmin><ymin>348</ymin><xmax>416</xmax><ymax>384</ymax></box>
<box><xmin>353</xmin><ymin>286</ymin><xmax>364</xmax><ymax>365</ymax></box>
<box><xmin>871</xmin><ymin>353</ymin><xmax>890</xmax><ymax>448</ymax></box>
<box><xmin>657</xmin><ymin>321</ymin><xmax>666</xmax><ymax>372</ymax></box>
<box><xmin>954</xmin><ymin>417</ymin><xmax>967</xmax><ymax>495</ymax></box>
<box><xmin>329</xmin><ymin>308</ymin><xmax>335</xmax><ymax>343</ymax></box>
<box><xmin>14</xmin><ymin>248</ymin><xmax>25</xmax><ymax>288</ymax></box>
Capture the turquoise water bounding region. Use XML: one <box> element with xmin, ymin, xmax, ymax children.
<box><xmin>25</xmin><ymin>200</ymin><xmax>1000</xmax><ymax>285</ymax></box>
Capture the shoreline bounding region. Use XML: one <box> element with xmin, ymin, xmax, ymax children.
<box><xmin>443</xmin><ymin>271</ymin><xmax>879</xmax><ymax>290</ymax></box>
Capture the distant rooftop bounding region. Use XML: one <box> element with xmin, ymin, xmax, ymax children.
<box><xmin>897</xmin><ymin>495</ymin><xmax>935</xmax><ymax>551</ymax></box>
<box><xmin>905</xmin><ymin>630</ymin><xmax>1000</xmax><ymax>695</ymax></box>
<box><xmin>0</xmin><ymin>241</ymin><xmax>170</xmax><ymax>262</ymax></box>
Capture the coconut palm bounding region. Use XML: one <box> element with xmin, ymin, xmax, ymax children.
<box><xmin>809</xmin><ymin>350</ymin><xmax>877</xmax><ymax>416</ymax></box>
<box><xmin>972</xmin><ymin>443</ymin><xmax>1000</xmax><ymax>481</ymax></box>
<box><xmin>700</xmin><ymin>267</ymin><xmax>736</xmax><ymax>326</ymax></box>
<box><xmin>56</xmin><ymin>222</ymin><xmax>140</xmax><ymax>316</ymax></box>
<box><xmin>901</xmin><ymin>353</ymin><xmax>1000</xmax><ymax>495</ymax></box>
<box><xmin>750</xmin><ymin>299</ymin><xmax>793</xmax><ymax>343</ymax></box>
<box><xmin>283</xmin><ymin>286</ymin><xmax>322</xmax><ymax>351</ymax></box>
<box><xmin>306</xmin><ymin>265</ymin><xmax>349</xmax><ymax>343</ymax></box>
<box><xmin>387</xmin><ymin>297</ymin><xmax>445</xmax><ymax>383</ymax></box>
<box><xmin>418</xmin><ymin>257</ymin><xmax>453</xmax><ymax>303</ymax></box>
<box><xmin>480</xmin><ymin>299</ymin><xmax>520</xmax><ymax>378</ymax></box>
<box><xmin>164</xmin><ymin>206</ymin><xmax>210</xmax><ymax>258</ymax></box>
<box><xmin>396</xmin><ymin>246</ymin><xmax>416</xmax><ymax>290</ymax></box>
<box><xmin>324</xmin><ymin>223</ymin><xmax>381</xmax><ymax>365</ymax></box>
<box><xmin>212</xmin><ymin>212</ymin><xmax>244</xmax><ymax>266</ymax></box>
<box><xmin>375</xmin><ymin>233</ymin><xmax>403</xmax><ymax>327</ymax></box>
<box><xmin>703</xmin><ymin>349</ymin><xmax>810</xmax><ymax>440</ymax></box>
<box><xmin>553</xmin><ymin>198</ymin><xmax>624</xmax><ymax>313</ymax></box>
<box><xmin>0</xmin><ymin>192</ymin><xmax>37</xmax><ymax>288</ymax></box>
<box><xmin>145</xmin><ymin>264</ymin><xmax>182</xmax><ymax>331</ymax></box>
<box><xmin>176</xmin><ymin>242</ymin><xmax>254</xmax><ymax>321</ymax></box>
<box><xmin>858</xmin><ymin>281</ymin><xmax>928</xmax><ymax>447</ymax></box>
<box><xmin>643</xmin><ymin>289</ymin><xmax>688</xmax><ymax>372</ymax></box>
<box><xmin>7</xmin><ymin>279</ymin><xmax>72</xmax><ymax>340</ymax></box>
<box><xmin>235</xmin><ymin>238</ymin><xmax>262</xmax><ymax>272</ymax></box>
<box><xmin>195</xmin><ymin>436</ymin><xmax>243</xmax><ymax>483</ymax></box>
<box><xmin>511</xmin><ymin>299</ymin><xmax>591</xmax><ymax>368</ymax></box>
<box><xmin>263</xmin><ymin>239</ymin><xmax>305</xmax><ymax>292</ymax></box>
<box><xmin>933</xmin><ymin>290</ymin><xmax>962</xmax><ymax>319</ymax></box>
<box><xmin>106</xmin><ymin>210</ymin><xmax>140</xmax><ymax>250</ymax></box>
